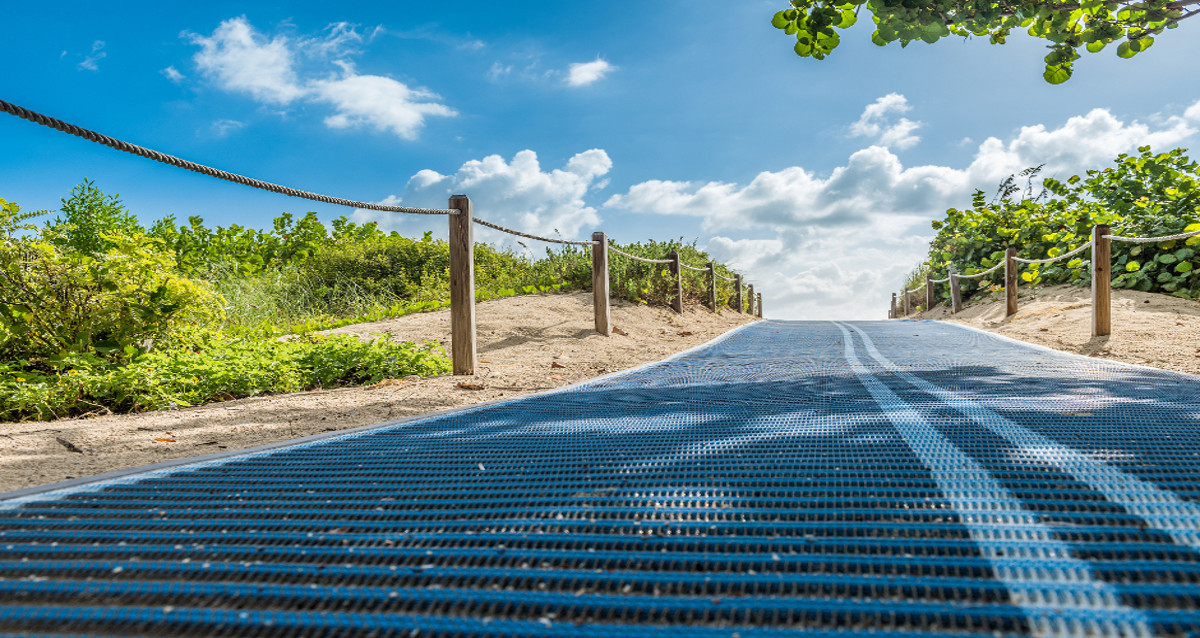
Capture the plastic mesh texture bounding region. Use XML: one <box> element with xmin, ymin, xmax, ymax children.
<box><xmin>3</xmin><ymin>320</ymin><xmax>1200</xmax><ymax>637</ymax></box>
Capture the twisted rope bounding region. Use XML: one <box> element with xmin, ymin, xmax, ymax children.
<box><xmin>951</xmin><ymin>261</ymin><xmax>1004</xmax><ymax>280</ymax></box>
<box><xmin>930</xmin><ymin>276</ymin><xmax>951</xmax><ymax>284</ymax></box>
<box><xmin>472</xmin><ymin>217</ymin><xmax>597</xmax><ymax>246</ymax></box>
<box><xmin>906</xmin><ymin>282</ymin><xmax>927</xmax><ymax>293</ymax></box>
<box><xmin>1012</xmin><ymin>241</ymin><xmax>1092</xmax><ymax>265</ymax></box>
<box><xmin>714</xmin><ymin>273</ymin><xmax>737</xmax><ymax>282</ymax></box>
<box><xmin>607</xmin><ymin>244</ymin><xmax>672</xmax><ymax>264</ymax></box>
<box><xmin>680</xmin><ymin>263</ymin><xmax>708</xmax><ymax>272</ymax></box>
<box><xmin>0</xmin><ymin>99</ymin><xmax>458</xmax><ymax>215</ymax></box>
<box><xmin>1105</xmin><ymin>228</ymin><xmax>1200</xmax><ymax>243</ymax></box>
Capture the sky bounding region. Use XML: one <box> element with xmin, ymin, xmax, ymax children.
<box><xmin>3</xmin><ymin>1</ymin><xmax>1200</xmax><ymax>320</ymax></box>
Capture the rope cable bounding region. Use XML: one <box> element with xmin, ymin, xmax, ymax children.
<box><xmin>951</xmin><ymin>261</ymin><xmax>1004</xmax><ymax>280</ymax></box>
<box><xmin>471</xmin><ymin>217</ymin><xmax>597</xmax><ymax>246</ymax></box>
<box><xmin>1104</xmin><ymin>228</ymin><xmax>1200</xmax><ymax>243</ymax></box>
<box><xmin>607</xmin><ymin>244</ymin><xmax>673</xmax><ymax>264</ymax></box>
<box><xmin>0</xmin><ymin>99</ymin><xmax>458</xmax><ymax>215</ymax></box>
<box><xmin>680</xmin><ymin>263</ymin><xmax>708</xmax><ymax>272</ymax></box>
<box><xmin>1012</xmin><ymin>241</ymin><xmax>1092</xmax><ymax>265</ymax></box>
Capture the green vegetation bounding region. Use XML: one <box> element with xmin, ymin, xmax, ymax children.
<box><xmin>1</xmin><ymin>182</ymin><xmax>743</xmax><ymax>421</ymax></box>
<box><xmin>913</xmin><ymin>146</ymin><xmax>1200</xmax><ymax>307</ymax></box>
<box><xmin>771</xmin><ymin>1</ymin><xmax>1197</xmax><ymax>83</ymax></box>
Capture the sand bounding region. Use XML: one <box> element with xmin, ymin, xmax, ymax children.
<box><xmin>0</xmin><ymin>293</ymin><xmax>757</xmax><ymax>493</ymax></box>
<box><xmin>912</xmin><ymin>283</ymin><xmax>1200</xmax><ymax>375</ymax></box>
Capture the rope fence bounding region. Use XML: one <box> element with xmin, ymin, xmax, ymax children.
<box><xmin>607</xmin><ymin>245</ymin><xmax>673</xmax><ymax>264</ymax></box>
<box><xmin>0</xmin><ymin>99</ymin><xmax>458</xmax><ymax>215</ymax></box>
<box><xmin>472</xmin><ymin>217</ymin><xmax>597</xmax><ymax>246</ymax></box>
<box><xmin>890</xmin><ymin>223</ymin><xmax>1200</xmax><ymax>337</ymax></box>
<box><xmin>1</xmin><ymin>97</ymin><xmax>762</xmax><ymax>376</ymax></box>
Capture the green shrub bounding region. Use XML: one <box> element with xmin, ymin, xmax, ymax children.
<box><xmin>0</xmin><ymin>331</ymin><xmax>450</xmax><ymax>421</ymax></box>
<box><xmin>920</xmin><ymin>147</ymin><xmax>1200</xmax><ymax>303</ymax></box>
<box><xmin>45</xmin><ymin>178</ymin><xmax>143</xmax><ymax>256</ymax></box>
<box><xmin>0</xmin><ymin>205</ymin><xmax>223</xmax><ymax>365</ymax></box>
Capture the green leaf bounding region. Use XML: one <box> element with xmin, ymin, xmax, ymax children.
<box><xmin>1043</xmin><ymin>65</ymin><xmax>1072</xmax><ymax>84</ymax></box>
<box><xmin>1177</xmin><ymin>261</ymin><xmax>1194</xmax><ymax>273</ymax></box>
<box><xmin>771</xmin><ymin>10</ymin><xmax>791</xmax><ymax>29</ymax></box>
<box><xmin>1126</xmin><ymin>261</ymin><xmax>1141</xmax><ymax>272</ymax></box>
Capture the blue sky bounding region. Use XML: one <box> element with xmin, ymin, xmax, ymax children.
<box><xmin>4</xmin><ymin>1</ymin><xmax>1200</xmax><ymax>319</ymax></box>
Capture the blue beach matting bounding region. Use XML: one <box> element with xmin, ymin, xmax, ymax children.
<box><xmin>3</xmin><ymin>320</ymin><xmax>1200</xmax><ymax>636</ymax></box>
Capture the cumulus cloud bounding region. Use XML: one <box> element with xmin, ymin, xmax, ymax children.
<box><xmin>352</xmin><ymin>149</ymin><xmax>613</xmax><ymax>245</ymax></box>
<box><xmin>850</xmin><ymin>93</ymin><xmax>922</xmax><ymax>150</ymax></box>
<box><xmin>607</xmin><ymin>99</ymin><xmax>1200</xmax><ymax>319</ymax></box>
<box><xmin>188</xmin><ymin>18</ymin><xmax>304</xmax><ymax>104</ymax></box>
<box><xmin>185</xmin><ymin>16</ymin><xmax>454</xmax><ymax>139</ymax></box>
<box><xmin>566</xmin><ymin>58</ymin><xmax>614</xmax><ymax>87</ymax></box>
<box><xmin>311</xmin><ymin>62</ymin><xmax>456</xmax><ymax>140</ymax></box>
<box><xmin>78</xmin><ymin>41</ymin><xmax>106</xmax><ymax>71</ymax></box>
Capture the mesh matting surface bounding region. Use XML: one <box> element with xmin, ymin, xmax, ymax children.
<box><xmin>4</xmin><ymin>320</ymin><xmax>1200</xmax><ymax>637</ymax></box>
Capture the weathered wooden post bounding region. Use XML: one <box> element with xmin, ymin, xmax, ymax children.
<box><xmin>925</xmin><ymin>274</ymin><xmax>935</xmax><ymax>311</ymax></box>
<box><xmin>669</xmin><ymin>251</ymin><xmax>683</xmax><ymax>313</ymax></box>
<box><xmin>706</xmin><ymin>262</ymin><xmax>716</xmax><ymax>311</ymax></box>
<box><xmin>735</xmin><ymin>275</ymin><xmax>743</xmax><ymax>313</ymax></box>
<box><xmin>592</xmin><ymin>231</ymin><xmax>610</xmax><ymax>336</ymax></box>
<box><xmin>448</xmin><ymin>195</ymin><xmax>476</xmax><ymax>375</ymax></box>
<box><xmin>1093</xmin><ymin>224</ymin><xmax>1111</xmax><ymax>336</ymax></box>
<box><xmin>890</xmin><ymin>292</ymin><xmax>897</xmax><ymax>319</ymax></box>
<box><xmin>903</xmin><ymin>289</ymin><xmax>909</xmax><ymax>316</ymax></box>
<box><xmin>747</xmin><ymin>284</ymin><xmax>755</xmax><ymax>316</ymax></box>
<box><xmin>949</xmin><ymin>267</ymin><xmax>963</xmax><ymax>314</ymax></box>
<box><xmin>1005</xmin><ymin>247</ymin><xmax>1018</xmax><ymax>317</ymax></box>
<box><xmin>756</xmin><ymin>293</ymin><xmax>763</xmax><ymax>318</ymax></box>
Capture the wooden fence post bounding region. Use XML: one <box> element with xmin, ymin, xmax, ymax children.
<box><xmin>592</xmin><ymin>231</ymin><xmax>610</xmax><ymax>336</ymax></box>
<box><xmin>1093</xmin><ymin>224</ymin><xmax>1111</xmax><ymax>336</ymax></box>
<box><xmin>669</xmin><ymin>251</ymin><xmax>683</xmax><ymax>313</ymax></box>
<box><xmin>756</xmin><ymin>293</ymin><xmax>763</xmax><ymax>318</ymax></box>
<box><xmin>925</xmin><ymin>274</ymin><xmax>934</xmax><ymax>311</ymax></box>
<box><xmin>747</xmin><ymin>284</ymin><xmax>755</xmax><ymax>316</ymax></box>
<box><xmin>448</xmin><ymin>195</ymin><xmax>476</xmax><ymax>376</ymax></box>
<box><xmin>735</xmin><ymin>275</ymin><xmax>743</xmax><ymax>312</ymax></box>
<box><xmin>706</xmin><ymin>262</ymin><xmax>716</xmax><ymax>311</ymax></box>
<box><xmin>1005</xmin><ymin>247</ymin><xmax>1018</xmax><ymax>317</ymax></box>
<box><xmin>890</xmin><ymin>292</ymin><xmax>897</xmax><ymax>319</ymax></box>
<box><xmin>949</xmin><ymin>268</ymin><xmax>963</xmax><ymax>314</ymax></box>
<box><xmin>903</xmin><ymin>290</ymin><xmax>909</xmax><ymax>316</ymax></box>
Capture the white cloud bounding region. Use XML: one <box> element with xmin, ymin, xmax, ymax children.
<box><xmin>161</xmin><ymin>66</ymin><xmax>185</xmax><ymax>83</ymax></box>
<box><xmin>185</xmin><ymin>16</ymin><xmax>454</xmax><ymax>139</ymax></box>
<box><xmin>850</xmin><ymin>93</ymin><xmax>922</xmax><ymax>150</ymax></box>
<box><xmin>566</xmin><ymin>58</ymin><xmax>614</xmax><ymax>87</ymax></box>
<box><xmin>311</xmin><ymin>62</ymin><xmax>457</xmax><ymax>140</ymax></box>
<box><xmin>188</xmin><ymin>18</ymin><xmax>304</xmax><ymax>104</ymax></box>
<box><xmin>210</xmin><ymin>119</ymin><xmax>245</xmax><ymax>137</ymax></box>
<box><xmin>487</xmin><ymin>62</ymin><xmax>513</xmax><ymax>81</ymax></box>
<box><xmin>352</xmin><ymin>149</ymin><xmax>613</xmax><ymax>244</ymax></box>
<box><xmin>78</xmin><ymin>41</ymin><xmax>106</xmax><ymax>71</ymax></box>
<box><xmin>607</xmin><ymin>99</ymin><xmax>1200</xmax><ymax>319</ymax></box>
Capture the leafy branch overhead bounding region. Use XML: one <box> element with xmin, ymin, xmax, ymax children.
<box><xmin>771</xmin><ymin>1</ymin><xmax>1200</xmax><ymax>83</ymax></box>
